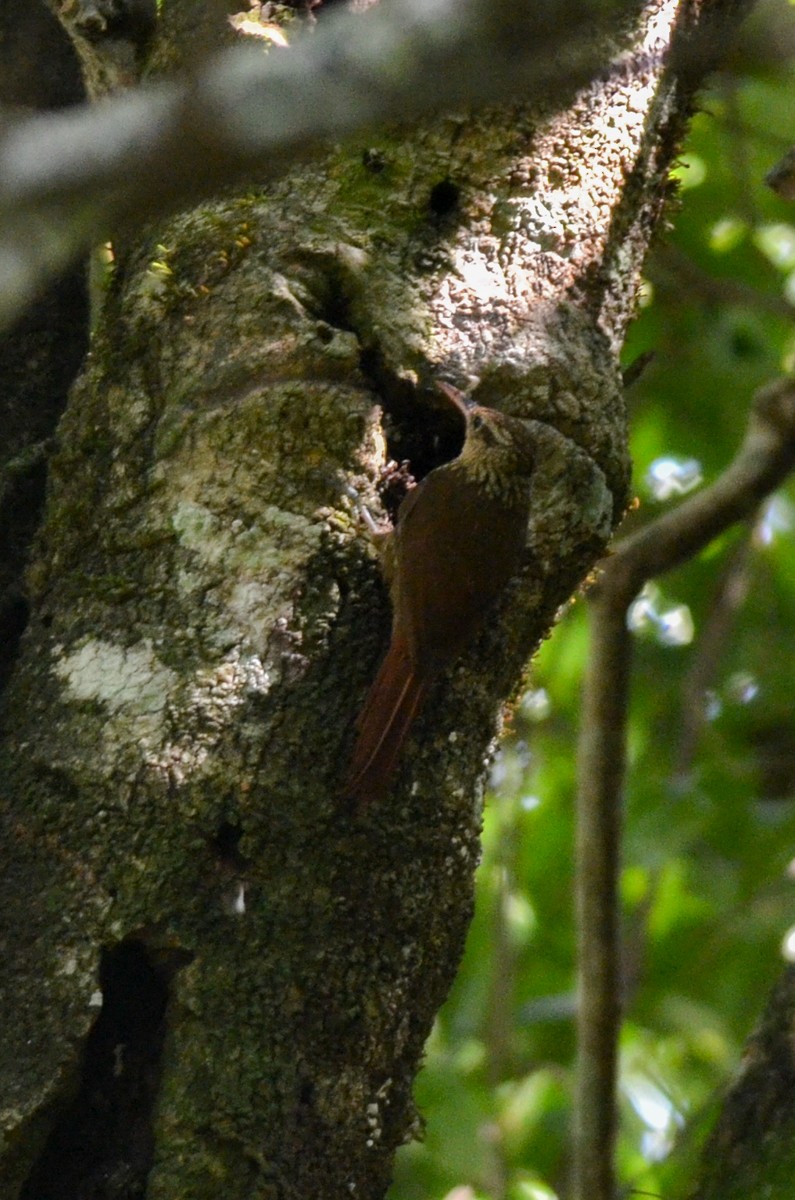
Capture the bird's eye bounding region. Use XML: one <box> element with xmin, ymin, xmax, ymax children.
<box><xmin>471</xmin><ymin>412</ymin><xmax>498</xmax><ymax>446</ymax></box>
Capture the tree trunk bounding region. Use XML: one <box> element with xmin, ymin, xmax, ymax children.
<box><xmin>0</xmin><ymin>1</ymin><xmax>753</xmax><ymax>1196</ymax></box>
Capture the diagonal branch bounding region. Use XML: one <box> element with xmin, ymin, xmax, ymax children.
<box><xmin>0</xmin><ymin>0</ymin><xmax>635</xmax><ymax>328</ymax></box>
<box><xmin>675</xmin><ymin>526</ymin><xmax>753</xmax><ymax>775</ymax></box>
<box><xmin>573</xmin><ymin>376</ymin><xmax>795</xmax><ymax>1200</ymax></box>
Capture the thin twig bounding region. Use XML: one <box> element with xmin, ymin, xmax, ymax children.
<box><xmin>572</xmin><ymin>376</ymin><xmax>795</xmax><ymax>1200</ymax></box>
<box><xmin>675</xmin><ymin>525</ymin><xmax>753</xmax><ymax>776</ymax></box>
<box><xmin>651</xmin><ymin>244</ymin><xmax>795</xmax><ymax>324</ymax></box>
<box><xmin>719</xmin><ymin>74</ymin><xmax>758</xmax><ymax>227</ymax></box>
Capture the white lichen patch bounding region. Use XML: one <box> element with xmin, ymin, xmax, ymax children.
<box><xmin>169</xmin><ymin>498</ymin><xmax>328</xmax><ymax>648</ymax></box>
<box><xmin>144</xmin><ymin>651</ymin><xmax>272</xmax><ymax>785</ymax></box>
<box><xmin>54</xmin><ymin>612</ymin><xmax>296</xmax><ymax>788</ymax></box>
<box><xmin>224</xmin><ymin>579</ymin><xmax>277</xmax><ymax>645</ymax></box>
<box><xmin>173</xmin><ymin>499</ymin><xmax>321</xmax><ymax>591</ymax></box>
<box><xmin>186</xmin><ymin>653</ymin><xmax>271</xmax><ymax>727</ymax></box>
<box><xmin>171</xmin><ymin>499</ymin><xmax>224</xmax><ymax>562</ymax></box>
<box><xmin>54</xmin><ymin>638</ymin><xmax>178</xmax><ymax>733</ymax></box>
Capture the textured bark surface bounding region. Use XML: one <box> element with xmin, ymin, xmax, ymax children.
<box><xmin>0</xmin><ymin>1</ymin><xmax>753</xmax><ymax>1197</ymax></box>
<box><xmin>692</xmin><ymin>967</ymin><xmax>795</xmax><ymax>1199</ymax></box>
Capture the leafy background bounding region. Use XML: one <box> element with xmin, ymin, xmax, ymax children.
<box><xmin>389</xmin><ymin>2</ymin><xmax>795</xmax><ymax>1197</ymax></box>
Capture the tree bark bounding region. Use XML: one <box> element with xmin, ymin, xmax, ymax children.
<box><xmin>691</xmin><ymin>967</ymin><xmax>795</xmax><ymax>1200</ymax></box>
<box><xmin>0</xmin><ymin>1</ymin><xmax>753</xmax><ymax>1197</ymax></box>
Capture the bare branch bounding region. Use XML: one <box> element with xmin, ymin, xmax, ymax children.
<box><xmin>612</xmin><ymin>378</ymin><xmax>795</xmax><ymax>590</ymax></box>
<box><xmin>766</xmin><ymin>145</ymin><xmax>795</xmax><ymax>200</ymax></box>
<box><xmin>573</xmin><ymin>376</ymin><xmax>795</xmax><ymax>1200</ymax></box>
<box><xmin>651</xmin><ymin>243</ymin><xmax>795</xmax><ymax>324</ymax></box>
<box><xmin>573</xmin><ymin>587</ymin><xmax>630</xmax><ymax>1200</ymax></box>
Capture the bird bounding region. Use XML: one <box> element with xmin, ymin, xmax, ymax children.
<box><xmin>346</xmin><ymin>385</ymin><xmax>536</xmax><ymax>807</ymax></box>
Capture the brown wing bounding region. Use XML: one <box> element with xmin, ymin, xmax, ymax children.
<box><xmin>392</xmin><ymin>465</ymin><xmax>529</xmax><ymax>674</ymax></box>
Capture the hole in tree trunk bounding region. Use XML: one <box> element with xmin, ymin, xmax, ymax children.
<box><xmin>20</xmin><ymin>939</ymin><xmax>191</xmax><ymax>1200</ymax></box>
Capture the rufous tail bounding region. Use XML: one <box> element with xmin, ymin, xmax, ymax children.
<box><xmin>346</xmin><ymin>638</ymin><xmax>428</xmax><ymax>808</ymax></box>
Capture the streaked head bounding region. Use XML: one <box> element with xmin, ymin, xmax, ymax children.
<box><xmin>461</xmin><ymin>405</ymin><xmax>536</xmax><ymax>483</ymax></box>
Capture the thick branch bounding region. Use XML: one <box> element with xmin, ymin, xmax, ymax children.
<box><xmin>0</xmin><ymin>0</ymin><xmax>634</xmax><ymax>327</ymax></box>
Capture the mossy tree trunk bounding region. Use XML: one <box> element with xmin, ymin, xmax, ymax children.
<box><xmin>0</xmin><ymin>1</ymin><xmax>753</xmax><ymax>1197</ymax></box>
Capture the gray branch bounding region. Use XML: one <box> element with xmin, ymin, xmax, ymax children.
<box><xmin>0</xmin><ymin>0</ymin><xmax>632</xmax><ymax>326</ymax></box>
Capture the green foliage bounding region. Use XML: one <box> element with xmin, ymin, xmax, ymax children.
<box><xmin>390</xmin><ymin>7</ymin><xmax>795</xmax><ymax>1197</ymax></box>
